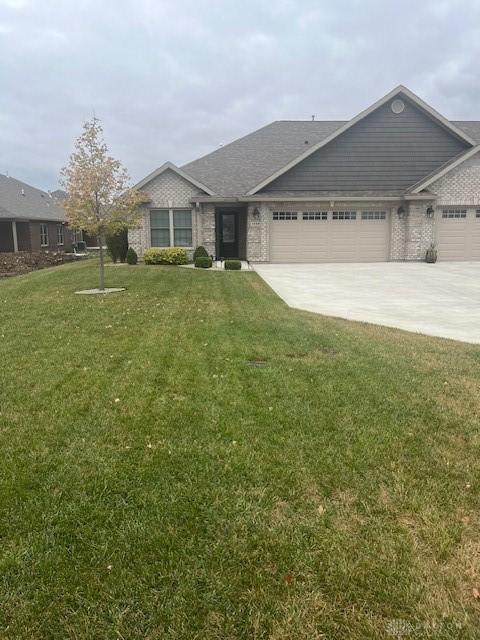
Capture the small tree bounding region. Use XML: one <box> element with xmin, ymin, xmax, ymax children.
<box><xmin>60</xmin><ymin>118</ymin><xmax>145</xmax><ymax>290</ymax></box>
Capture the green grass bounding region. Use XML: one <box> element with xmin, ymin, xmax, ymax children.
<box><xmin>1</xmin><ymin>261</ymin><xmax>479</xmax><ymax>639</ymax></box>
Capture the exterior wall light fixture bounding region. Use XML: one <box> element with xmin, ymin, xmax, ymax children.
<box><xmin>426</xmin><ymin>206</ymin><xmax>435</xmax><ymax>219</ymax></box>
<box><xmin>397</xmin><ymin>205</ymin><xmax>407</xmax><ymax>219</ymax></box>
<box><xmin>252</xmin><ymin>207</ymin><xmax>261</xmax><ymax>219</ymax></box>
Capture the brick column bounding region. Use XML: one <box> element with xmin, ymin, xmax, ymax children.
<box><xmin>405</xmin><ymin>201</ymin><xmax>435</xmax><ymax>261</ymax></box>
<box><xmin>246</xmin><ymin>203</ymin><xmax>270</xmax><ymax>262</ymax></box>
<box><xmin>197</xmin><ymin>204</ymin><xmax>216</xmax><ymax>257</ymax></box>
<box><xmin>389</xmin><ymin>205</ymin><xmax>407</xmax><ymax>260</ymax></box>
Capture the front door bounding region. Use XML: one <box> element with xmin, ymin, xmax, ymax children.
<box><xmin>219</xmin><ymin>211</ymin><xmax>239</xmax><ymax>258</ymax></box>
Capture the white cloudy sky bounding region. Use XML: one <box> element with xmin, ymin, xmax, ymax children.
<box><xmin>1</xmin><ymin>0</ymin><xmax>480</xmax><ymax>190</ymax></box>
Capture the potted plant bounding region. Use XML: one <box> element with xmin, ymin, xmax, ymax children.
<box><xmin>426</xmin><ymin>243</ymin><xmax>437</xmax><ymax>264</ymax></box>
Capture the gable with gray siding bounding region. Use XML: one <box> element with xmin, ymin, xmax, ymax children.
<box><xmin>260</xmin><ymin>96</ymin><xmax>471</xmax><ymax>193</ymax></box>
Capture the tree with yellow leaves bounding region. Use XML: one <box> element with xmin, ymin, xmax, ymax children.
<box><xmin>61</xmin><ymin>118</ymin><xmax>145</xmax><ymax>290</ymax></box>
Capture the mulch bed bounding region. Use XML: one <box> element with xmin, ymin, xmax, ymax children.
<box><xmin>0</xmin><ymin>252</ymin><xmax>76</xmax><ymax>278</ymax></box>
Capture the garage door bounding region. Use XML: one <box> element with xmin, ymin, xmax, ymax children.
<box><xmin>270</xmin><ymin>210</ymin><xmax>390</xmax><ymax>263</ymax></box>
<box><xmin>436</xmin><ymin>208</ymin><xmax>480</xmax><ymax>261</ymax></box>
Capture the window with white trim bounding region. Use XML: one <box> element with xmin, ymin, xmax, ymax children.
<box><xmin>40</xmin><ymin>223</ymin><xmax>48</xmax><ymax>246</ymax></box>
<box><xmin>361</xmin><ymin>211</ymin><xmax>386</xmax><ymax>220</ymax></box>
<box><xmin>442</xmin><ymin>209</ymin><xmax>466</xmax><ymax>218</ymax></box>
<box><xmin>56</xmin><ymin>224</ymin><xmax>64</xmax><ymax>245</ymax></box>
<box><xmin>273</xmin><ymin>211</ymin><xmax>297</xmax><ymax>220</ymax></box>
<box><xmin>332</xmin><ymin>211</ymin><xmax>356</xmax><ymax>221</ymax></box>
<box><xmin>302</xmin><ymin>211</ymin><xmax>328</xmax><ymax>220</ymax></box>
<box><xmin>150</xmin><ymin>208</ymin><xmax>193</xmax><ymax>247</ymax></box>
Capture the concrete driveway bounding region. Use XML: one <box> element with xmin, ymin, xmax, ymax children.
<box><xmin>253</xmin><ymin>263</ymin><xmax>480</xmax><ymax>343</ymax></box>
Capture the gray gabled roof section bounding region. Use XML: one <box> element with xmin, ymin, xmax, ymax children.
<box><xmin>182</xmin><ymin>121</ymin><xmax>345</xmax><ymax>197</ymax></box>
<box><xmin>0</xmin><ymin>174</ymin><xmax>65</xmax><ymax>221</ymax></box>
<box><xmin>451</xmin><ymin>121</ymin><xmax>480</xmax><ymax>142</ymax></box>
<box><xmin>133</xmin><ymin>161</ymin><xmax>217</xmax><ymax>195</ymax></box>
<box><xmin>246</xmin><ymin>85</ymin><xmax>478</xmax><ymax>195</ymax></box>
<box><xmin>180</xmin><ymin>119</ymin><xmax>480</xmax><ymax>198</ymax></box>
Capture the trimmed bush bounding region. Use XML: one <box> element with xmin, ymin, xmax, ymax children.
<box><xmin>193</xmin><ymin>246</ymin><xmax>209</xmax><ymax>260</ymax></box>
<box><xmin>106</xmin><ymin>227</ymin><xmax>128</xmax><ymax>263</ymax></box>
<box><xmin>224</xmin><ymin>260</ymin><xmax>241</xmax><ymax>270</ymax></box>
<box><xmin>126</xmin><ymin>247</ymin><xmax>138</xmax><ymax>265</ymax></box>
<box><xmin>143</xmin><ymin>247</ymin><xmax>188</xmax><ymax>265</ymax></box>
<box><xmin>195</xmin><ymin>256</ymin><xmax>212</xmax><ymax>269</ymax></box>
<box><xmin>143</xmin><ymin>248</ymin><xmax>162</xmax><ymax>264</ymax></box>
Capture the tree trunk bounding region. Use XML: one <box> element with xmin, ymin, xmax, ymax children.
<box><xmin>98</xmin><ymin>233</ymin><xmax>105</xmax><ymax>291</ymax></box>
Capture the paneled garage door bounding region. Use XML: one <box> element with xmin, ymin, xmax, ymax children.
<box><xmin>436</xmin><ymin>208</ymin><xmax>480</xmax><ymax>261</ymax></box>
<box><xmin>270</xmin><ymin>210</ymin><xmax>390</xmax><ymax>263</ymax></box>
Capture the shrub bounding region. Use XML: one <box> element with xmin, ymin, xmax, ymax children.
<box><xmin>195</xmin><ymin>256</ymin><xmax>212</xmax><ymax>268</ymax></box>
<box><xmin>193</xmin><ymin>246</ymin><xmax>209</xmax><ymax>260</ymax></box>
<box><xmin>224</xmin><ymin>260</ymin><xmax>241</xmax><ymax>270</ymax></box>
<box><xmin>126</xmin><ymin>247</ymin><xmax>138</xmax><ymax>265</ymax></box>
<box><xmin>143</xmin><ymin>247</ymin><xmax>188</xmax><ymax>265</ymax></box>
<box><xmin>143</xmin><ymin>248</ymin><xmax>162</xmax><ymax>264</ymax></box>
<box><xmin>106</xmin><ymin>227</ymin><xmax>128</xmax><ymax>263</ymax></box>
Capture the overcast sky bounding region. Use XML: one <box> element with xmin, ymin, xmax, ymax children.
<box><xmin>1</xmin><ymin>0</ymin><xmax>480</xmax><ymax>191</ymax></box>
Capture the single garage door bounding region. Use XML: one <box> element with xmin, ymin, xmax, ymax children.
<box><xmin>270</xmin><ymin>210</ymin><xmax>390</xmax><ymax>263</ymax></box>
<box><xmin>436</xmin><ymin>208</ymin><xmax>480</xmax><ymax>261</ymax></box>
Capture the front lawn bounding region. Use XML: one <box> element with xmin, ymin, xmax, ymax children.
<box><xmin>1</xmin><ymin>261</ymin><xmax>479</xmax><ymax>639</ymax></box>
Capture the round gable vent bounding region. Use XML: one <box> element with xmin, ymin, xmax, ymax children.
<box><xmin>391</xmin><ymin>99</ymin><xmax>405</xmax><ymax>114</ymax></box>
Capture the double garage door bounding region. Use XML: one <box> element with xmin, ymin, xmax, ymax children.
<box><xmin>436</xmin><ymin>208</ymin><xmax>480</xmax><ymax>261</ymax></box>
<box><xmin>270</xmin><ymin>210</ymin><xmax>389</xmax><ymax>263</ymax></box>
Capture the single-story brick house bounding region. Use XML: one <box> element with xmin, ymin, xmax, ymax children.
<box><xmin>130</xmin><ymin>85</ymin><xmax>480</xmax><ymax>263</ymax></box>
<box><xmin>0</xmin><ymin>177</ymin><xmax>101</xmax><ymax>253</ymax></box>
<box><xmin>0</xmin><ymin>175</ymin><xmax>73</xmax><ymax>253</ymax></box>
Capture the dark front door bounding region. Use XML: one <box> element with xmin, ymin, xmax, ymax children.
<box><xmin>219</xmin><ymin>211</ymin><xmax>239</xmax><ymax>258</ymax></box>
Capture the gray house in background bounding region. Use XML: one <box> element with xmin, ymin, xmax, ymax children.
<box><xmin>130</xmin><ymin>85</ymin><xmax>480</xmax><ymax>263</ymax></box>
<box><xmin>0</xmin><ymin>175</ymin><xmax>73</xmax><ymax>253</ymax></box>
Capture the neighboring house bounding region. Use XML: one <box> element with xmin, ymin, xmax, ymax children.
<box><xmin>50</xmin><ymin>189</ymin><xmax>98</xmax><ymax>249</ymax></box>
<box><xmin>130</xmin><ymin>85</ymin><xmax>480</xmax><ymax>263</ymax></box>
<box><xmin>0</xmin><ymin>175</ymin><xmax>72</xmax><ymax>253</ymax></box>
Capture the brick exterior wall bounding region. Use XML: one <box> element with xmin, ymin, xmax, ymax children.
<box><xmin>131</xmin><ymin>152</ymin><xmax>480</xmax><ymax>262</ymax></box>
<box><xmin>197</xmin><ymin>203</ymin><xmax>216</xmax><ymax>257</ymax></box>
<box><xmin>390</xmin><ymin>206</ymin><xmax>407</xmax><ymax>260</ymax></box>
<box><xmin>128</xmin><ymin>168</ymin><xmax>204</xmax><ymax>257</ymax></box>
<box><xmin>405</xmin><ymin>201</ymin><xmax>435</xmax><ymax>260</ymax></box>
<box><xmin>390</xmin><ymin>151</ymin><xmax>480</xmax><ymax>259</ymax></box>
<box><xmin>246</xmin><ymin>203</ymin><xmax>270</xmax><ymax>261</ymax></box>
<box><xmin>429</xmin><ymin>151</ymin><xmax>480</xmax><ymax>206</ymax></box>
<box><xmin>379</xmin><ymin>201</ymin><xmax>436</xmax><ymax>261</ymax></box>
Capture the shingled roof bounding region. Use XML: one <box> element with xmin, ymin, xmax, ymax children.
<box><xmin>0</xmin><ymin>174</ymin><xmax>65</xmax><ymax>221</ymax></box>
<box><xmin>181</xmin><ymin>119</ymin><xmax>480</xmax><ymax>197</ymax></box>
<box><xmin>182</xmin><ymin>121</ymin><xmax>345</xmax><ymax>196</ymax></box>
